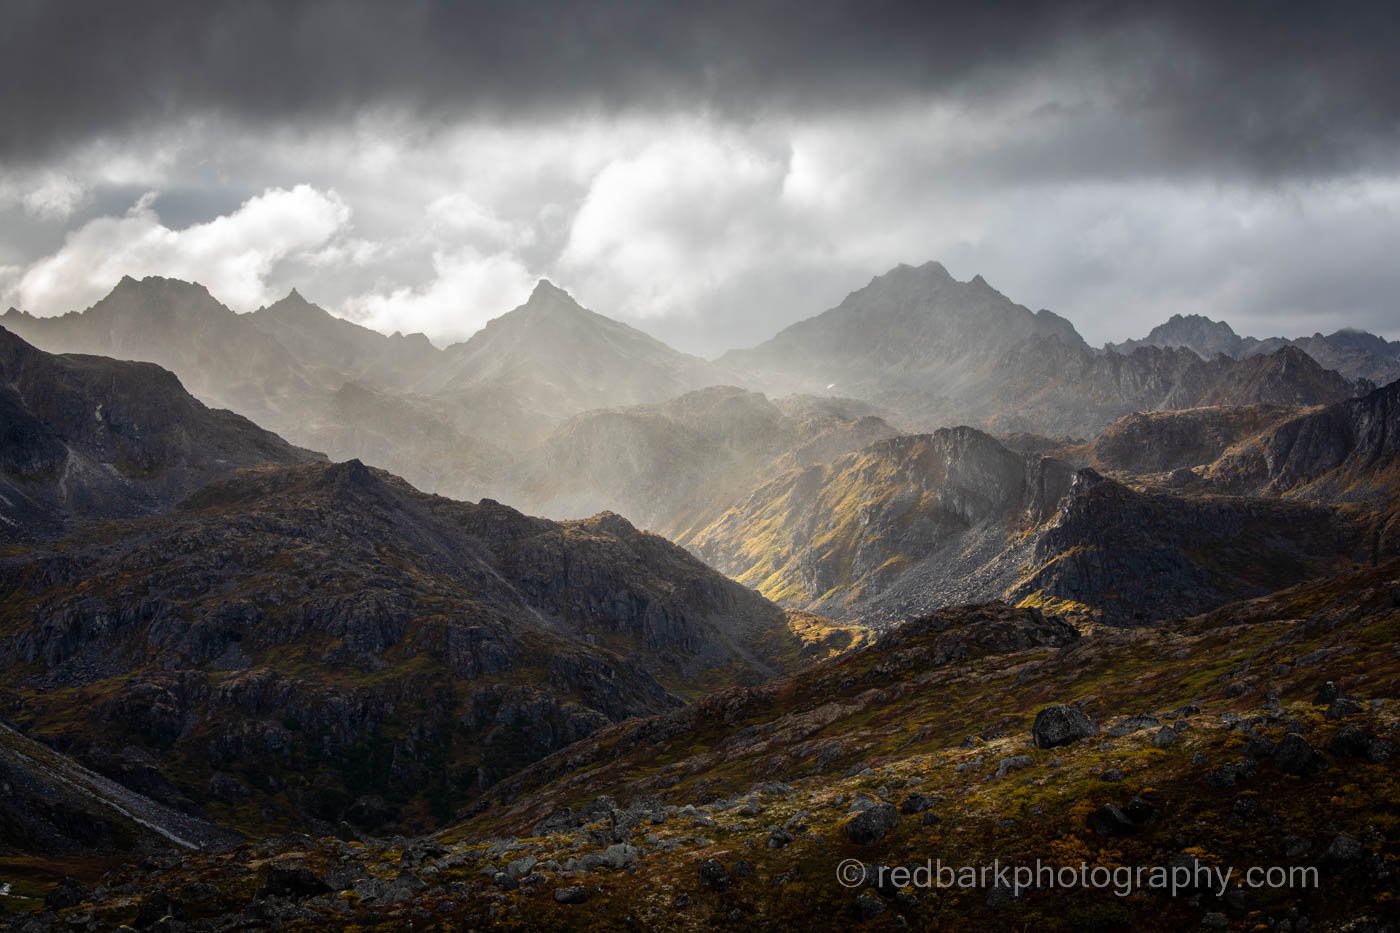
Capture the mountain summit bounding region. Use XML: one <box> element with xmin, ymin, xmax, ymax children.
<box><xmin>422</xmin><ymin>280</ymin><xmax>719</xmax><ymax>446</ymax></box>
<box><xmin>722</xmin><ymin>261</ymin><xmax>1088</xmax><ymax>398</ymax></box>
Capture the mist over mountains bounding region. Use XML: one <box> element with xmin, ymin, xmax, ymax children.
<box><xmin>2</xmin><ymin>259</ymin><xmax>1398</xmax><ymax>930</ymax></box>
<box><xmin>3</xmin><ymin>261</ymin><xmax>1385</xmax><ymax>501</ymax></box>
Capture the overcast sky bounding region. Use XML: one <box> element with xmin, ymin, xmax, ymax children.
<box><xmin>2</xmin><ymin>0</ymin><xmax>1398</xmax><ymax>354</ymax></box>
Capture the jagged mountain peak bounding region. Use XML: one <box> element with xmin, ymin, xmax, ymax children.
<box><xmin>493</xmin><ymin>278</ymin><xmax>607</xmax><ymax>330</ymax></box>
<box><xmin>721</xmin><ymin>260</ymin><xmax>1091</xmax><ymax>402</ymax></box>
<box><xmin>109</xmin><ymin>274</ymin><xmax>215</xmax><ymax>301</ymax></box>
<box><xmin>257</xmin><ymin>287</ymin><xmax>326</xmax><ymax>319</ymax></box>
<box><xmin>86</xmin><ymin>275</ymin><xmax>234</xmax><ymax>326</ymax></box>
<box><xmin>878</xmin><ymin>259</ymin><xmax>954</xmax><ymax>282</ymax></box>
<box><xmin>420</xmin><ymin>281</ymin><xmax>717</xmax><ymax>443</ymax></box>
<box><xmin>528</xmin><ymin>277</ymin><xmax>573</xmax><ymax>300</ymax></box>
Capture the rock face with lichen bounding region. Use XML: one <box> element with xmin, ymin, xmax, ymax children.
<box><xmin>685</xmin><ymin>427</ymin><xmax>1074</xmax><ymax>622</ymax></box>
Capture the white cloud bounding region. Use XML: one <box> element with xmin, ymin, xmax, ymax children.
<box><xmin>15</xmin><ymin>185</ymin><xmax>350</xmax><ymax>315</ymax></box>
<box><xmin>2</xmin><ymin>106</ymin><xmax>1399</xmax><ymax>349</ymax></box>
<box><xmin>340</xmin><ymin>246</ymin><xmax>535</xmax><ymax>343</ymax></box>
<box><xmin>559</xmin><ymin>128</ymin><xmax>795</xmax><ymax>319</ymax></box>
<box><xmin>426</xmin><ymin>193</ymin><xmax>534</xmax><ymax>249</ymax></box>
<box><xmin>21</xmin><ymin>173</ymin><xmax>89</xmax><ymax>220</ymax></box>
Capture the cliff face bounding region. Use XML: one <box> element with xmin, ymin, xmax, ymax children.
<box><xmin>1009</xmin><ymin>469</ymin><xmax>1373</xmax><ymax>624</ymax></box>
<box><xmin>1083</xmin><ymin>405</ymin><xmax>1300</xmax><ymax>476</ymax></box>
<box><xmin>0</xmin><ymin>325</ymin><xmax>318</xmax><ymax>539</ymax></box>
<box><xmin>1201</xmin><ymin>378</ymin><xmax>1400</xmax><ymax>505</ymax></box>
<box><xmin>0</xmin><ymin>460</ymin><xmax>799</xmax><ymax>836</ymax></box>
<box><xmin>684</xmin><ymin>427</ymin><xmax>1074</xmax><ymax>623</ymax></box>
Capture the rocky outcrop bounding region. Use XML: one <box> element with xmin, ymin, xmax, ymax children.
<box><xmin>0</xmin><ymin>459</ymin><xmax>800</xmax><ymax>836</ymax></box>
<box><xmin>1085</xmin><ymin>405</ymin><xmax>1299</xmax><ymax>476</ymax></box>
<box><xmin>1010</xmin><ymin>469</ymin><xmax>1372</xmax><ymax>624</ymax></box>
<box><xmin>1200</xmin><ymin>378</ymin><xmax>1400</xmax><ymax>504</ymax></box>
<box><xmin>0</xmin><ymin>325</ymin><xmax>318</xmax><ymax>539</ymax></box>
<box><xmin>684</xmin><ymin>427</ymin><xmax>1072</xmax><ymax>622</ymax></box>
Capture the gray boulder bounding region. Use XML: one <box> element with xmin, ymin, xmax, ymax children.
<box><xmin>1032</xmin><ymin>704</ymin><xmax>1097</xmax><ymax>748</ymax></box>
<box><xmin>845</xmin><ymin>803</ymin><xmax>899</xmax><ymax>845</ymax></box>
<box><xmin>1273</xmin><ymin>733</ymin><xmax>1329</xmax><ymax>776</ymax></box>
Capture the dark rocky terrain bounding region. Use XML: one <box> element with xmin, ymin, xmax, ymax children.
<box><xmin>1</xmin><ymin>264</ymin><xmax>1396</xmax><ymax>931</ymax></box>
<box><xmin>10</xmin><ymin>561</ymin><xmax>1396</xmax><ymax>931</ymax></box>
<box><xmin>0</xmin><ymin>720</ymin><xmax>236</xmax><ymax>859</ymax></box>
<box><xmin>1009</xmin><ymin>468</ymin><xmax>1380</xmax><ymax>625</ymax></box>
<box><xmin>0</xmin><ymin>457</ymin><xmax>807</xmax><ymax>844</ymax></box>
<box><xmin>0</xmin><ymin>326</ymin><xmax>317</xmax><ymax>539</ymax></box>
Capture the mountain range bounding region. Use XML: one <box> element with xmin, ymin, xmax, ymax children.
<box><xmin>1</xmin><ymin>260</ymin><xmax>1396</xmax><ymax>930</ymax></box>
<box><xmin>1108</xmin><ymin>312</ymin><xmax>1400</xmax><ymax>385</ymax></box>
<box><xmin>3</xmin><ymin>265</ymin><xmax>1385</xmax><ymax>511</ymax></box>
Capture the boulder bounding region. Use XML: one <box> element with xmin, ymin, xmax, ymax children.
<box><xmin>698</xmin><ymin>858</ymin><xmax>731</xmax><ymax>891</ymax></box>
<box><xmin>854</xmin><ymin>890</ymin><xmax>885</xmax><ymax>920</ymax></box>
<box><xmin>996</xmin><ymin>755</ymin><xmax>1033</xmax><ymax>778</ymax></box>
<box><xmin>258</xmin><ymin>862</ymin><xmax>330</xmax><ymax>900</ymax></box>
<box><xmin>1086</xmin><ymin>804</ymin><xmax>1137</xmax><ymax>837</ymax></box>
<box><xmin>845</xmin><ymin>804</ymin><xmax>898</xmax><ymax>845</ymax></box>
<box><xmin>1031</xmin><ymin>704</ymin><xmax>1096</xmax><ymax>749</ymax></box>
<box><xmin>899</xmin><ymin>793</ymin><xmax>934</xmax><ymax>814</ymax></box>
<box><xmin>1273</xmin><ymin>733</ymin><xmax>1329</xmax><ymax>776</ymax></box>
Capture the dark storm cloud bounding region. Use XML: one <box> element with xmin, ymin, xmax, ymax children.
<box><xmin>3</xmin><ymin>0</ymin><xmax>1397</xmax><ymax>178</ymax></box>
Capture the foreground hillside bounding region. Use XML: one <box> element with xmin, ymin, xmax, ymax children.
<box><xmin>0</xmin><ymin>458</ymin><xmax>805</xmax><ymax>842</ymax></box>
<box><xmin>11</xmin><ymin>562</ymin><xmax>1397</xmax><ymax>930</ymax></box>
